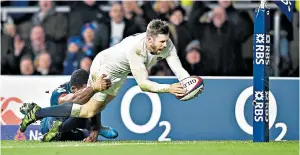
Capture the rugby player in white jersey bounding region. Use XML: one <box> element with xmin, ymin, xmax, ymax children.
<box><xmin>20</xmin><ymin>19</ymin><xmax>194</xmax><ymax>141</ymax></box>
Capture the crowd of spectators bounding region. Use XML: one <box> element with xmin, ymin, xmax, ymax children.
<box><xmin>1</xmin><ymin>0</ymin><xmax>299</xmax><ymax>77</ymax></box>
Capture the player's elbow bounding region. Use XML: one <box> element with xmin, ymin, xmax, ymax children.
<box><xmin>139</xmin><ymin>83</ymin><xmax>153</xmax><ymax>92</ymax></box>
<box><xmin>139</xmin><ymin>85</ymin><xmax>148</xmax><ymax>92</ymax></box>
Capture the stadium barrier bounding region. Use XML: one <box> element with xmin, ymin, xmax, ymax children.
<box><xmin>0</xmin><ymin>76</ymin><xmax>298</xmax><ymax>141</ymax></box>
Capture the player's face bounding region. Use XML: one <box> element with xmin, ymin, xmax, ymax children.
<box><xmin>150</xmin><ymin>34</ymin><xmax>169</xmax><ymax>55</ymax></box>
<box><xmin>71</xmin><ymin>84</ymin><xmax>87</xmax><ymax>93</ymax></box>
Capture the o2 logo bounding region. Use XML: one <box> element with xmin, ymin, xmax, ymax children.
<box><xmin>235</xmin><ymin>86</ymin><xmax>287</xmax><ymax>141</ymax></box>
<box><xmin>120</xmin><ymin>86</ymin><xmax>171</xmax><ymax>141</ymax></box>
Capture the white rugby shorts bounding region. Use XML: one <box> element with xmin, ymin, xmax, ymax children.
<box><xmin>87</xmin><ymin>57</ymin><xmax>127</xmax><ymax>102</ymax></box>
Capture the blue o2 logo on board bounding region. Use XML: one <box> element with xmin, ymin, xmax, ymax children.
<box><xmin>120</xmin><ymin>86</ymin><xmax>171</xmax><ymax>141</ymax></box>
<box><xmin>235</xmin><ymin>86</ymin><xmax>288</xmax><ymax>141</ymax></box>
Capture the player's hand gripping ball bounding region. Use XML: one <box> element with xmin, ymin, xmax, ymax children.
<box><xmin>176</xmin><ymin>76</ymin><xmax>204</xmax><ymax>101</ymax></box>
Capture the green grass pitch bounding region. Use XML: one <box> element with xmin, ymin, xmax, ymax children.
<box><xmin>1</xmin><ymin>140</ymin><xmax>299</xmax><ymax>155</ymax></box>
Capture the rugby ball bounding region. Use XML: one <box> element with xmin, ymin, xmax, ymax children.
<box><xmin>176</xmin><ymin>76</ymin><xmax>204</xmax><ymax>101</ymax></box>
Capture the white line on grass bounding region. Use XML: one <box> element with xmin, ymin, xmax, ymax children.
<box><xmin>1</xmin><ymin>141</ymin><xmax>216</xmax><ymax>149</ymax></box>
<box><xmin>1</xmin><ymin>142</ymin><xmax>170</xmax><ymax>149</ymax></box>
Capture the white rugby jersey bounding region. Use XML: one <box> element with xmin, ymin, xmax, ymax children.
<box><xmin>93</xmin><ymin>32</ymin><xmax>190</xmax><ymax>93</ymax></box>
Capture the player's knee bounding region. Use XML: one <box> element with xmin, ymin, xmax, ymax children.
<box><xmin>85</xmin><ymin>112</ymin><xmax>96</xmax><ymax>118</ymax></box>
<box><xmin>79</xmin><ymin>106</ymin><xmax>99</xmax><ymax>118</ymax></box>
<box><xmin>79</xmin><ymin>109</ymin><xmax>96</xmax><ymax>118</ymax></box>
<box><xmin>78</xmin><ymin>100</ymin><xmax>106</xmax><ymax>118</ymax></box>
<box><xmin>99</xmin><ymin>104</ymin><xmax>107</xmax><ymax>112</ymax></box>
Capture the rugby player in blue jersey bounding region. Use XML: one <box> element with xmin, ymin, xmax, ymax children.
<box><xmin>20</xmin><ymin>69</ymin><xmax>118</xmax><ymax>142</ymax></box>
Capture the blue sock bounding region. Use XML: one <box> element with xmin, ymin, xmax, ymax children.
<box><xmin>36</xmin><ymin>102</ymin><xmax>73</xmax><ymax>119</ymax></box>
<box><xmin>60</xmin><ymin>118</ymin><xmax>88</xmax><ymax>133</ymax></box>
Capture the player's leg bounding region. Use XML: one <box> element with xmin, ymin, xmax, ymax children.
<box><xmin>42</xmin><ymin>117</ymin><xmax>89</xmax><ymax>142</ymax></box>
<box><xmin>19</xmin><ymin>102</ymin><xmax>72</xmax><ymax>132</ymax></box>
<box><xmin>19</xmin><ymin>96</ymin><xmax>109</xmax><ymax>132</ymax></box>
<box><xmin>40</xmin><ymin>117</ymin><xmax>59</xmax><ymax>135</ymax></box>
<box><xmin>21</xmin><ymin>62</ymin><xmax>107</xmax><ymax>123</ymax></box>
<box><xmin>20</xmin><ymin>77</ymin><xmax>125</xmax><ymax>132</ymax></box>
<box><xmin>43</xmin><ymin>112</ymin><xmax>118</xmax><ymax>142</ymax></box>
<box><xmin>84</xmin><ymin>95</ymin><xmax>118</xmax><ymax>141</ymax></box>
<box><xmin>85</xmin><ymin>79</ymin><xmax>124</xmax><ymax>140</ymax></box>
<box><xmin>76</xmin><ymin>76</ymin><xmax>126</xmax><ymax>118</ymax></box>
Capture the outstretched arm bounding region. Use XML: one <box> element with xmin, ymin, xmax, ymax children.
<box><xmin>166</xmin><ymin>45</ymin><xmax>190</xmax><ymax>81</ymax></box>
<box><xmin>127</xmin><ymin>48</ymin><xmax>186</xmax><ymax>96</ymax></box>
<box><xmin>128</xmin><ymin>50</ymin><xmax>170</xmax><ymax>93</ymax></box>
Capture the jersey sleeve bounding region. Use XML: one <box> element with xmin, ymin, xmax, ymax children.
<box><xmin>127</xmin><ymin>46</ymin><xmax>170</xmax><ymax>93</ymax></box>
<box><xmin>50</xmin><ymin>87</ymin><xmax>68</xmax><ymax>106</ymax></box>
<box><xmin>166</xmin><ymin>43</ymin><xmax>190</xmax><ymax>81</ymax></box>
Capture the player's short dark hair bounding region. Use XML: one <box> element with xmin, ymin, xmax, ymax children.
<box><xmin>146</xmin><ymin>19</ymin><xmax>170</xmax><ymax>37</ymax></box>
<box><xmin>70</xmin><ymin>69</ymin><xmax>89</xmax><ymax>87</ymax></box>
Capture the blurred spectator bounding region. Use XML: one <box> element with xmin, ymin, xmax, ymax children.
<box><xmin>168</xmin><ymin>6</ymin><xmax>192</xmax><ymax>64</ymax></box>
<box><xmin>29</xmin><ymin>25</ymin><xmax>47</xmax><ymax>55</ymax></box>
<box><xmin>108</xmin><ymin>3</ymin><xmax>125</xmax><ymax>47</ymax></box>
<box><xmin>1</xmin><ymin>1</ymin><xmax>36</xmax><ymax>40</ymax></box>
<box><xmin>142</xmin><ymin>1</ymin><xmax>175</xmax><ymax>23</ymax></box>
<box><xmin>68</xmin><ymin>0</ymin><xmax>108</xmax><ymax>36</ymax></box>
<box><xmin>63</xmin><ymin>37</ymin><xmax>84</xmax><ymax>75</ymax></box>
<box><xmin>2</xmin><ymin>35</ymin><xmax>33</xmax><ymax>75</ymax></box>
<box><xmin>20</xmin><ymin>56</ymin><xmax>40</xmax><ymax>75</ymax></box>
<box><xmin>34</xmin><ymin>52</ymin><xmax>58</xmax><ymax>75</ymax></box>
<box><xmin>3</xmin><ymin>19</ymin><xmax>17</xmax><ymax>38</ymax></box>
<box><xmin>188</xmin><ymin>6</ymin><xmax>246</xmax><ymax>76</ymax></box>
<box><xmin>80</xmin><ymin>57</ymin><xmax>92</xmax><ymax>72</ymax></box>
<box><xmin>217</xmin><ymin>0</ymin><xmax>253</xmax><ymax>43</ymax></box>
<box><xmin>29</xmin><ymin>25</ymin><xmax>65</xmax><ymax>71</ymax></box>
<box><xmin>1</xmin><ymin>18</ymin><xmax>16</xmax><ymax>60</ymax></box>
<box><xmin>184</xmin><ymin>40</ymin><xmax>205</xmax><ymax>75</ymax></box>
<box><xmin>81</xmin><ymin>23</ymin><xmax>96</xmax><ymax>58</ymax></box>
<box><xmin>31</xmin><ymin>0</ymin><xmax>68</xmax><ymax>42</ymax></box>
<box><xmin>149</xmin><ymin>64</ymin><xmax>167</xmax><ymax>76</ymax></box>
<box><xmin>94</xmin><ymin>3</ymin><xmax>142</xmax><ymax>53</ymax></box>
<box><xmin>122</xmin><ymin>0</ymin><xmax>146</xmax><ymax>31</ymax></box>
<box><xmin>149</xmin><ymin>60</ymin><xmax>173</xmax><ymax>76</ymax></box>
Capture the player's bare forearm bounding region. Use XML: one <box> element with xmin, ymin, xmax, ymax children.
<box><xmin>58</xmin><ymin>94</ymin><xmax>75</xmax><ymax>104</ymax></box>
<box><xmin>166</xmin><ymin>46</ymin><xmax>190</xmax><ymax>81</ymax></box>
<box><xmin>139</xmin><ymin>82</ymin><xmax>185</xmax><ymax>97</ymax></box>
<box><xmin>58</xmin><ymin>87</ymin><xmax>94</xmax><ymax>105</ymax></box>
<box><xmin>72</xmin><ymin>86</ymin><xmax>94</xmax><ymax>104</ymax></box>
<box><xmin>139</xmin><ymin>82</ymin><xmax>170</xmax><ymax>93</ymax></box>
<box><xmin>131</xmin><ymin>65</ymin><xmax>170</xmax><ymax>93</ymax></box>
